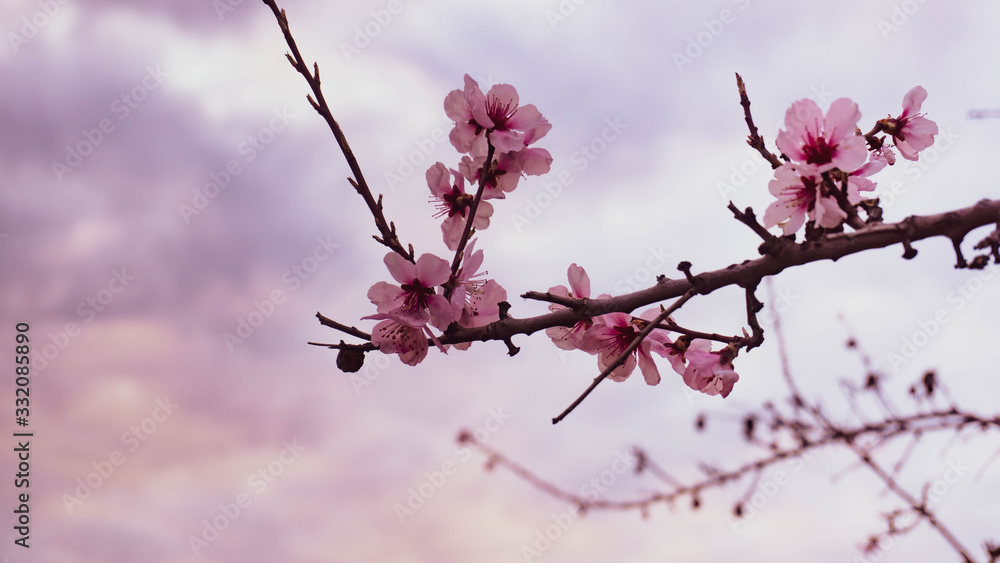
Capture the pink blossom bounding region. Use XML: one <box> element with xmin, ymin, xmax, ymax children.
<box><xmin>579</xmin><ymin>309</ymin><xmax>673</xmax><ymax>385</ymax></box>
<box><xmin>426</xmin><ymin>162</ymin><xmax>493</xmax><ymax>250</ymax></box>
<box><xmin>885</xmin><ymin>86</ymin><xmax>938</xmax><ymax>161</ymax></box>
<box><xmin>444</xmin><ymin>74</ymin><xmax>551</xmax><ymax>155</ymax></box>
<box><xmin>544</xmin><ymin>263</ymin><xmax>594</xmax><ymax>351</ymax></box>
<box><xmin>458</xmin><ymin>279</ymin><xmax>506</xmax><ymax>329</ymax></box>
<box><xmin>878</xmin><ymin>146</ymin><xmax>896</xmax><ymax>166</ymax></box>
<box><xmin>763</xmin><ymin>162</ymin><xmax>846</xmax><ymax>235</ymax></box>
<box><xmin>776</xmin><ymin>98</ymin><xmax>867</xmax><ymax>173</ymax></box>
<box><xmin>680</xmin><ymin>340</ymin><xmax>739</xmax><ymax>398</ymax></box>
<box><xmin>369</xmin><ymin>317</ymin><xmax>429</xmax><ymax>366</ymax></box>
<box><xmin>458</xmin><ymin>154</ymin><xmax>508</xmax><ymax>200</ymax></box>
<box><xmin>459</xmin><ymin>147</ymin><xmax>553</xmax><ymax>199</ymax></box>
<box><xmin>847</xmin><ymin>156</ymin><xmax>887</xmax><ymax>204</ymax></box>
<box><xmin>449</xmin><ymin>240</ymin><xmax>507</xmax><ymax>330</ymax></box>
<box><xmin>366</xmin><ymin>252</ymin><xmax>454</xmax><ymax>330</ymax></box>
<box><xmin>471</xmin><ymin>81</ymin><xmax>551</xmax><ymax>153</ymax></box>
<box><xmin>444</xmin><ymin>75</ymin><xmax>488</xmax><ymax>154</ymax></box>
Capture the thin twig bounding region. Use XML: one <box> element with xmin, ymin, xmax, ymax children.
<box><xmin>552</xmin><ymin>290</ymin><xmax>696</xmax><ymax>424</ymax></box>
<box><xmin>450</xmin><ymin>143</ymin><xmax>497</xmax><ymax>280</ymax></box>
<box><xmin>315</xmin><ymin>312</ymin><xmax>372</xmax><ymax>341</ymax></box>
<box><xmin>736</xmin><ymin>73</ymin><xmax>783</xmax><ymax>170</ymax></box>
<box><xmin>262</xmin><ymin>0</ymin><xmax>414</xmax><ymax>261</ymax></box>
<box><xmin>849</xmin><ymin>443</ymin><xmax>976</xmax><ymax>563</ymax></box>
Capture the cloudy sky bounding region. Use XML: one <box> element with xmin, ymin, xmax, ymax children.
<box><xmin>2</xmin><ymin>0</ymin><xmax>999</xmax><ymax>561</ymax></box>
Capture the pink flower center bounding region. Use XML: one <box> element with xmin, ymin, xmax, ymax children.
<box><xmin>607</xmin><ymin>323</ymin><xmax>639</xmax><ymax>356</ymax></box>
<box><xmin>801</xmin><ymin>133</ymin><xmax>836</xmax><ymax>166</ymax></box>
<box><xmin>485</xmin><ymin>96</ymin><xmax>517</xmax><ymax>131</ymax></box>
<box><xmin>433</xmin><ymin>186</ymin><xmax>473</xmax><ymax>219</ymax></box>
<box><xmin>399</xmin><ymin>281</ymin><xmax>435</xmax><ymax>316</ymax></box>
<box><xmin>785</xmin><ymin>176</ymin><xmax>819</xmax><ymax>211</ymax></box>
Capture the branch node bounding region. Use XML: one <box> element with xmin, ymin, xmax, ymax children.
<box><xmin>951</xmin><ymin>237</ymin><xmax>968</xmax><ymax>269</ymax></box>
<box><xmin>677</xmin><ymin>261</ymin><xmax>704</xmax><ymax>291</ymax></box>
<box><xmin>503</xmin><ymin>337</ymin><xmax>520</xmax><ymax>356</ymax></box>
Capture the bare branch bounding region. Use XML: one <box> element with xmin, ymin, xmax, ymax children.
<box><xmin>262</xmin><ymin>0</ymin><xmax>414</xmax><ymax>262</ymax></box>
<box><xmin>736</xmin><ymin>73</ymin><xmax>783</xmax><ymax>169</ymax></box>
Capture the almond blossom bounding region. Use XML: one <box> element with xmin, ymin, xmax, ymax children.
<box><xmin>677</xmin><ymin>340</ymin><xmax>739</xmax><ymax>398</ymax></box>
<box><xmin>544</xmin><ymin>263</ymin><xmax>595</xmax><ymax>351</ymax></box>
<box><xmin>444</xmin><ymin>75</ymin><xmax>488</xmax><ymax>154</ymax></box>
<box><xmin>883</xmin><ymin>86</ymin><xmax>938</xmax><ymax>161</ymax></box>
<box><xmin>776</xmin><ymin>98</ymin><xmax>867</xmax><ymax>173</ymax></box>
<box><xmin>579</xmin><ymin>309</ymin><xmax>674</xmax><ymax>386</ymax></box>
<box><xmin>763</xmin><ymin>162</ymin><xmax>846</xmax><ymax>235</ymax></box>
<box><xmin>366</xmin><ymin>252</ymin><xmax>454</xmax><ymax>330</ymax></box>
<box><xmin>445</xmin><ymin>74</ymin><xmax>551</xmax><ymax>156</ymax></box>
<box><xmin>367</xmin><ymin>316</ymin><xmax>429</xmax><ymax>366</ymax></box>
<box><xmin>459</xmin><ymin>147</ymin><xmax>552</xmax><ymax>199</ymax></box>
<box><xmin>426</xmin><ymin>162</ymin><xmax>493</xmax><ymax>250</ymax></box>
<box><xmin>449</xmin><ymin>240</ymin><xmax>507</xmax><ymax>331</ymax></box>
<box><xmin>846</xmin><ymin>156</ymin><xmax>887</xmax><ymax>204</ymax></box>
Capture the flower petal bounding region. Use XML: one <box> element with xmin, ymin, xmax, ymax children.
<box><xmin>414</xmin><ymin>253</ymin><xmax>451</xmax><ymax>287</ymax></box>
<box><xmin>567</xmin><ymin>263</ymin><xmax>590</xmax><ymax>298</ymax></box>
<box><xmin>901</xmin><ymin>86</ymin><xmax>927</xmax><ymax>118</ymax></box>
<box><xmin>384</xmin><ymin>252</ymin><xmax>416</xmax><ymax>285</ymax></box>
<box><xmin>824</xmin><ymin>98</ymin><xmax>861</xmax><ymax>145</ymax></box>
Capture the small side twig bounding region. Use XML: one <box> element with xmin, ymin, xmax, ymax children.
<box><xmin>741</xmin><ymin>280</ymin><xmax>765</xmax><ymax>351</ymax></box>
<box><xmin>736</xmin><ymin>73</ymin><xmax>783</xmax><ymax>170</ymax></box>
<box><xmin>552</xmin><ymin>290</ymin><xmax>697</xmax><ymax>424</ymax></box>
<box><xmin>449</xmin><ymin>142</ymin><xmax>497</xmax><ymax>282</ymax></box>
<box><xmin>315</xmin><ymin>312</ymin><xmax>372</xmax><ymax>341</ymax></box>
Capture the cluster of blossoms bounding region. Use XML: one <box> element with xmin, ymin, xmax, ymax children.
<box><xmin>432</xmin><ymin>75</ymin><xmax>553</xmax><ymax>250</ymax></box>
<box><xmin>363</xmin><ymin>79</ymin><xmax>938</xmax><ymax>400</ymax></box>
<box><xmin>363</xmin><ymin>76</ymin><xmax>552</xmax><ymax>365</ymax></box>
<box><xmin>763</xmin><ymin>86</ymin><xmax>939</xmax><ymax>235</ymax></box>
<box><xmin>544</xmin><ymin>264</ymin><xmax>740</xmax><ymax>398</ymax></box>
<box><xmin>364</xmin><ymin>242</ymin><xmax>505</xmax><ymax>365</ymax></box>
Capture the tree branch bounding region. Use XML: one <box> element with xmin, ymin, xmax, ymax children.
<box><xmin>262</xmin><ymin>0</ymin><xmax>414</xmax><ymax>262</ymax></box>
<box><xmin>334</xmin><ymin>199</ymin><xmax>998</xmax><ymax>349</ymax></box>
